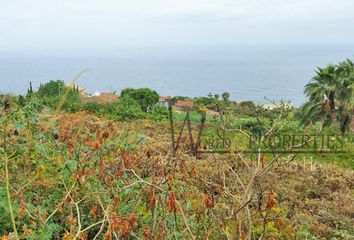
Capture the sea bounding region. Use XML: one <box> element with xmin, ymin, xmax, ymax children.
<box><xmin>1</xmin><ymin>45</ymin><xmax>353</xmax><ymax>106</ymax></box>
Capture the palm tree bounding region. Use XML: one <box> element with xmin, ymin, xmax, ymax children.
<box><xmin>336</xmin><ymin>59</ymin><xmax>354</xmax><ymax>132</ymax></box>
<box><xmin>303</xmin><ymin>59</ymin><xmax>354</xmax><ymax>132</ymax></box>
<box><xmin>221</xmin><ymin>92</ymin><xmax>230</xmax><ymax>102</ymax></box>
<box><xmin>304</xmin><ymin>64</ymin><xmax>338</xmax><ymax>126</ymax></box>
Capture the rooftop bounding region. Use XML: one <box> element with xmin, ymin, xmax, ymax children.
<box><xmin>174</xmin><ymin>100</ymin><xmax>193</xmax><ymax>108</ymax></box>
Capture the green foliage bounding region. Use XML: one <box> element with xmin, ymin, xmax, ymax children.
<box><xmin>111</xmin><ymin>95</ymin><xmax>146</xmax><ymax>121</ymax></box>
<box><xmin>296</xmin><ymin>223</ymin><xmax>318</xmax><ymax>240</ymax></box>
<box><xmin>173</xmin><ymin>110</ymin><xmax>214</xmax><ymax>123</ymax></box>
<box><xmin>233</xmin><ymin>116</ymin><xmax>270</xmax><ymax>135</ymax></box>
<box><xmin>83</xmin><ymin>100</ymin><xmax>146</xmax><ymax>122</ymax></box>
<box><xmin>83</xmin><ymin>101</ymin><xmax>106</xmax><ymax>117</ymax></box>
<box><xmin>171</xmin><ymin>96</ymin><xmax>191</xmax><ymax>104</ymax></box>
<box><xmin>0</xmin><ymin>187</ymin><xmax>12</xmax><ymax>233</ymax></box>
<box><xmin>61</xmin><ymin>90</ymin><xmax>82</xmax><ymax>113</ymax></box>
<box><xmin>27</xmin><ymin>81</ymin><xmax>34</xmax><ymax>97</ymax></box>
<box><xmin>148</xmin><ymin>105</ymin><xmax>169</xmax><ymax>122</ymax></box>
<box><xmin>16</xmin><ymin>95</ymin><xmax>26</xmax><ymax>107</ymax></box>
<box><xmin>120</xmin><ymin>88</ymin><xmax>159</xmax><ymax>112</ymax></box>
<box><xmin>0</xmin><ymin>91</ymin><xmax>353</xmax><ymax>239</ymax></box>
<box><xmin>2</xmin><ymin>57</ymin><xmax>354</xmax><ymax>239</ymax></box>
<box><xmin>332</xmin><ymin>229</ymin><xmax>354</xmax><ymax>239</ymax></box>
<box><xmin>82</xmin><ymin>97</ymin><xmax>149</xmax><ymax>122</ymax></box>
<box><xmin>191</xmin><ymin>92</ymin><xmax>234</xmax><ymax>111</ymax></box>
<box><xmin>37</xmin><ymin>80</ymin><xmax>66</xmax><ymax>98</ymax></box>
<box><xmin>193</xmin><ymin>96</ymin><xmax>219</xmax><ymax>110</ymax></box>
<box><xmin>236</xmin><ymin>101</ymin><xmax>257</xmax><ymax>116</ymax></box>
<box><xmin>221</xmin><ymin>92</ymin><xmax>230</xmax><ymax>102</ymax></box>
<box><xmin>36</xmin><ymin>80</ymin><xmax>83</xmax><ymax>112</ymax></box>
<box><xmin>302</xmin><ymin>59</ymin><xmax>354</xmax><ymax>132</ymax></box>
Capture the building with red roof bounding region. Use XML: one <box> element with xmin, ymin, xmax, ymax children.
<box><xmin>173</xmin><ymin>100</ymin><xmax>193</xmax><ymax>111</ymax></box>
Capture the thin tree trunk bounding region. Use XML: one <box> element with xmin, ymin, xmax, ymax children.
<box><xmin>328</xmin><ymin>92</ymin><xmax>337</xmax><ymax>126</ymax></box>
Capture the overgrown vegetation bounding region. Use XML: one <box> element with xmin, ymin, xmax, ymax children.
<box><xmin>0</xmin><ymin>58</ymin><xmax>353</xmax><ymax>239</ymax></box>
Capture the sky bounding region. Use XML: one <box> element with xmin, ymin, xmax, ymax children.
<box><xmin>1</xmin><ymin>0</ymin><xmax>354</xmax><ymax>50</ymax></box>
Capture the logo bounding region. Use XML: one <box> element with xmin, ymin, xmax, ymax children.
<box><xmin>167</xmin><ymin>105</ymin><xmax>346</xmax><ymax>155</ymax></box>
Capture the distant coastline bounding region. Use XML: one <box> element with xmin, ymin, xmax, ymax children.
<box><xmin>1</xmin><ymin>45</ymin><xmax>354</xmax><ymax>106</ymax></box>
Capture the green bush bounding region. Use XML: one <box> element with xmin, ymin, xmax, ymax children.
<box><xmin>83</xmin><ymin>102</ymin><xmax>107</xmax><ymax>117</ymax></box>
<box><xmin>193</xmin><ymin>96</ymin><xmax>219</xmax><ymax>110</ymax></box>
<box><xmin>231</xmin><ymin>116</ymin><xmax>270</xmax><ymax>135</ymax></box>
<box><xmin>112</xmin><ymin>95</ymin><xmax>146</xmax><ymax>121</ymax></box>
<box><xmin>121</xmin><ymin>88</ymin><xmax>159</xmax><ymax>112</ymax></box>
<box><xmin>148</xmin><ymin>105</ymin><xmax>169</xmax><ymax>122</ymax></box>
<box><xmin>36</xmin><ymin>80</ymin><xmax>82</xmax><ymax>112</ymax></box>
<box><xmin>235</xmin><ymin>101</ymin><xmax>257</xmax><ymax>116</ymax></box>
<box><xmin>37</xmin><ymin>80</ymin><xmax>66</xmax><ymax>98</ymax></box>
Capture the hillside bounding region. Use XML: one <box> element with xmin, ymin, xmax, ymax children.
<box><xmin>1</xmin><ymin>109</ymin><xmax>353</xmax><ymax>239</ymax></box>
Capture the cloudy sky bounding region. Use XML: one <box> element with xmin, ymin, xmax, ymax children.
<box><xmin>1</xmin><ymin>0</ymin><xmax>354</xmax><ymax>50</ymax></box>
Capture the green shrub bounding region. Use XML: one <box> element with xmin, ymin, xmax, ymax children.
<box><xmin>193</xmin><ymin>96</ymin><xmax>219</xmax><ymax>110</ymax></box>
<box><xmin>148</xmin><ymin>105</ymin><xmax>169</xmax><ymax>122</ymax></box>
<box><xmin>120</xmin><ymin>88</ymin><xmax>159</xmax><ymax>112</ymax></box>
<box><xmin>37</xmin><ymin>80</ymin><xmax>66</xmax><ymax>99</ymax></box>
<box><xmin>36</xmin><ymin>80</ymin><xmax>82</xmax><ymax>112</ymax></box>
<box><xmin>112</xmin><ymin>95</ymin><xmax>146</xmax><ymax>121</ymax></box>
<box><xmin>83</xmin><ymin>102</ymin><xmax>106</xmax><ymax>116</ymax></box>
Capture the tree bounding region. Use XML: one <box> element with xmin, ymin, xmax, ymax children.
<box><xmin>37</xmin><ymin>80</ymin><xmax>66</xmax><ymax>98</ymax></box>
<box><xmin>111</xmin><ymin>95</ymin><xmax>145</xmax><ymax>121</ymax></box>
<box><xmin>303</xmin><ymin>59</ymin><xmax>354</xmax><ymax>132</ymax></box>
<box><xmin>120</xmin><ymin>88</ymin><xmax>159</xmax><ymax>112</ymax></box>
<box><xmin>17</xmin><ymin>95</ymin><xmax>26</xmax><ymax>106</ymax></box>
<box><xmin>27</xmin><ymin>82</ymin><xmax>33</xmax><ymax>96</ymax></box>
<box><xmin>336</xmin><ymin>59</ymin><xmax>354</xmax><ymax>132</ymax></box>
<box><xmin>221</xmin><ymin>92</ymin><xmax>230</xmax><ymax>102</ymax></box>
<box><xmin>193</xmin><ymin>96</ymin><xmax>218</xmax><ymax>110</ymax></box>
<box><xmin>237</xmin><ymin>101</ymin><xmax>257</xmax><ymax>116</ymax></box>
<box><xmin>304</xmin><ymin>64</ymin><xmax>338</xmax><ymax>126</ymax></box>
<box><xmin>36</xmin><ymin>80</ymin><xmax>82</xmax><ymax>112</ymax></box>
